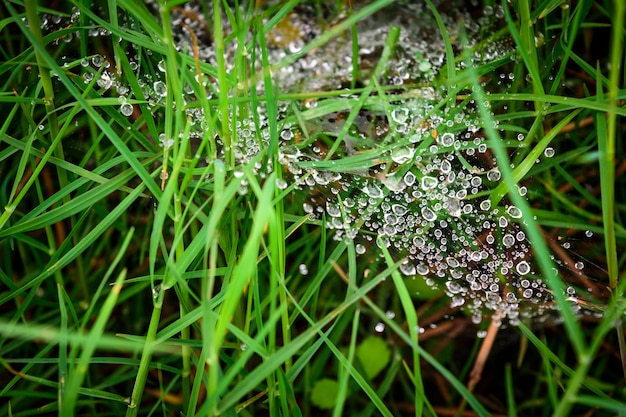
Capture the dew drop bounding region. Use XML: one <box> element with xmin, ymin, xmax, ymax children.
<box><xmin>391</xmin><ymin>146</ymin><xmax>414</xmax><ymax>164</ymax></box>
<box><xmin>326</xmin><ymin>202</ymin><xmax>342</xmax><ymax>217</ymax></box>
<box><xmin>516</xmin><ymin>261</ymin><xmax>530</xmax><ymax>275</ymax></box>
<box><xmin>416</xmin><ymin>264</ymin><xmax>429</xmax><ymax>275</ymax></box>
<box><xmin>486</xmin><ymin>169</ymin><xmax>501</xmax><ymax>181</ymax></box>
<box><xmin>153</xmin><ymin>81</ymin><xmax>167</xmax><ymax>97</ymax></box>
<box><xmin>421</xmin><ymin>176</ymin><xmax>438</xmax><ymax>190</ymax></box>
<box><xmin>299</xmin><ymin>264</ymin><xmax>308</xmax><ymax>275</ymax></box>
<box><xmin>445</xmin><ymin>280</ymin><xmax>462</xmax><ymax>294</ymax></box>
<box><xmin>404</xmin><ymin>171</ymin><xmax>416</xmax><ymax>186</ymax></box>
<box><xmin>363</xmin><ymin>183</ymin><xmax>383</xmax><ymax>199</ymax></box>
<box><xmin>418</xmin><ymin>60</ymin><xmax>432</xmax><ymax>72</ymax></box>
<box><xmin>446</xmin><ymin>257</ymin><xmax>459</xmax><ymax>268</ymax></box>
<box><xmin>507</xmin><ymin>205</ymin><xmax>523</xmax><ymax>218</ymax></box>
<box><xmin>280</xmin><ymin>129</ymin><xmax>293</xmax><ymax>140</ymax></box>
<box><xmin>400</xmin><ymin>262</ymin><xmax>416</xmax><ymax>276</ymax></box>
<box><xmin>443</xmin><ymin>197</ymin><xmax>461</xmax><ymax>217</ymax></box>
<box><xmin>92</xmin><ymin>55</ymin><xmax>104</xmax><ymax>67</ymax></box>
<box><xmin>544</xmin><ymin>147</ymin><xmax>555</xmax><ymax>158</ymax></box>
<box><xmin>440</xmin><ymin>132</ymin><xmax>455</xmax><ymax>147</ymax></box>
<box><xmin>275</xmin><ymin>178</ymin><xmax>288</xmax><ymax>190</ymax></box>
<box><xmin>392</xmin><ymin>204</ymin><xmax>408</xmax><ymax>216</ymax></box>
<box><xmin>120</xmin><ymin>103</ymin><xmax>133</xmax><ymax>116</ymax></box>
<box><xmin>421</xmin><ymin>206</ymin><xmax>437</xmax><ymax>222</ymax></box>
<box><xmin>502</xmin><ymin>234</ymin><xmax>515</xmax><ymax>247</ymax></box>
<box><xmin>391</xmin><ymin>108</ymin><xmax>409</xmax><ymax>124</ymax></box>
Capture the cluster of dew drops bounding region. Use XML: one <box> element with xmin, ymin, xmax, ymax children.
<box><xmin>44</xmin><ymin>1</ymin><xmax>584</xmax><ymax>331</ymax></box>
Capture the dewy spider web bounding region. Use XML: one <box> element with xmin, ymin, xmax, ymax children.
<box><xmin>66</xmin><ymin>0</ymin><xmax>588</xmax><ymax>328</ymax></box>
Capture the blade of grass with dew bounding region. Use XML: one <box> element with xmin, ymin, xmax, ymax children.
<box><xmin>504</xmin><ymin>364</ymin><xmax>517</xmax><ymax>417</ymax></box>
<box><xmin>218</xmin><ymin>261</ymin><xmax>396</xmax><ymax>414</ymax></box>
<box><xmin>0</xmin><ymin>138</ymin><xmax>156</xmax><ymax>217</ymax></box>
<box><xmin>279</xmin><ymin>275</ymin><xmax>396</xmax><ymax>417</ymax></box>
<box><xmin>358</xmin><ymin>292</ymin><xmax>490</xmax><ymax>417</ymax></box>
<box><xmin>23</xmin><ymin>1</ymin><xmax>68</xmax><ymax>198</ymax></box>
<box><xmin>461</xmin><ymin>22</ymin><xmax>586</xmax><ymax>359</ymax></box>
<box><xmin>212</xmin><ymin>0</ymin><xmax>233</xmax><ymax>167</ymax></box>
<box><xmin>0</xmin><ymin>181</ymin><xmax>147</xmax><ymax>305</ymax></box>
<box><xmin>204</xmin><ymin>173</ymin><xmax>276</xmax><ymax>413</ymax></box>
<box><xmin>126</xmin><ymin>157</ymin><xmax>240</xmax><ymax>415</ymax></box>
<box><xmin>57</xmin><ymin>282</ymin><xmax>68</xmax><ymax>413</ymax></box>
<box><xmin>256</xmin><ymin>12</ymin><xmax>293</xmax><ymax>380</ymax></box>
<box><xmin>515</xmin><ymin>322</ymin><xmax>617</xmax><ymax>403</ymax></box>
<box><xmin>199</xmin><ymin>302</ymin><xmax>292</xmax><ymax>414</ymax></box>
<box><xmin>487</xmin><ymin>92</ymin><xmax>626</xmax><ymax>115</ymax></box>
<box><xmin>379</xmin><ymin>240</ymin><xmax>423</xmax><ymax>417</ymax></box>
<box><xmin>256</xmin><ymin>0</ymin><xmax>395</xmax><ymax>90</ymax></box>
<box><xmin>424</xmin><ymin>0</ymin><xmax>456</xmax><ymax>82</ymax></box>
<box><xmin>332</xmin><ymin>299</ymin><xmax>360</xmax><ymax>417</ymax></box>
<box><xmin>325</xmin><ymin>25</ymin><xmax>399</xmax><ymax>160</ymax></box>
<box><xmin>547</xmin><ymin>0</ymin><xmax>593</xmax><ymax>96</ymax></box>
<box><xmin>491</xmin><ymin>108</ymin><xmax>581</xmax><ymax>204</ymax></box>
<box><xmin>599</xmin><ymin>0</ymin><xmax>625</xmax><ymax>380</ymax></box>
<box><xmin>503</xmin><ymin>0</ymin><xmax>545</xmax><ymax>102</ymax></box>
<box><xmin>0</xmin><ymin>318</ymin><xmax>178</xmax><ymax>357</ymax></box>
<box><xmin>62</xmin><ymin>229</ymin><xmax>132</xmax><ymax>416</ymax></box>
<box><xmin>552</xmin><ymin>276</ymin><xmax>626</xmax><ymax>416</ymax></box>
<box><xmin>5</xmin><ymin>2</ymin><xmax>162</xmax><ymax>199</ymax></box>
<box><xmin>0</xmin><ymin>355</ymin><xmax>130</xmax><ymax>404</ymax></box>
<box><xmin>0</xmin><ymin>168</ymin><xmax>140</xmax><ymax>239</ymax></box>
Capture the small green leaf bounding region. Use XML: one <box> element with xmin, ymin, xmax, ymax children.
<box><xmin>311</xmin><ymin>378</ymin><xmax>339</xmax><ymax>409</ymax></box>
<box><xmin>356</xmin><ymin>336</ymin><xmax>391</xmax><ymax>379</ymax></box>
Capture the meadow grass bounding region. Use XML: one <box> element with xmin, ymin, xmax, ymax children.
<box><xmin>0</xmin><ymin>0</ymin><xmax>625</xmax><ymax>416</ymax></box>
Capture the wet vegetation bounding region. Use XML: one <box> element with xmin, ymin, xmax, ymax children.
<box><xmin>0</xmin><ymin>0</ymin><xmax>625</xmax><ymax>416</ymax></box>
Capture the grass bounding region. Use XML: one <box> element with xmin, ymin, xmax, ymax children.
<box><xmin>0</xmin><ymin>0</ymin><xmax>625</xmax><ymax>416</ymax></box>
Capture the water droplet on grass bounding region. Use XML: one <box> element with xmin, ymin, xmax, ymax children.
<box><xmin>120</xmin><ymin>103</ymin><xmax>133</xmax><ymax>116</ymax></box>
<box><xmin>326</xmin><ymin>202</ymin><xmax>342</xmax><ymax>217</ymax></box>
<box><xmin>486</xmin><ymin>169</ymin><xmax>501</xmax><ymax>181</ymax></box>
<box><xmin>421</xmin><ymin>176</ymin><xmax>437</xmax><ymax>190</ymax></box>
<box><xmin>153</xmin><ymin>81</ymin><xmax>167</xmax><ymax>97</ymax></box>
<box><xmin>418</xmin><ymin>61</ymin><xmax>432</xmax><ymax>72</ymax></box>
<box><xmin>391</xmin><ymin>146</ymin><xmax>414</xmax><ymax>163</ymax></box>
<box><xmin>275</xmin><ymin>178</ymin><xmax>288</xmax><ymax>189</ymax></box>
<box><xmin>507</xmin><ymin>205</ymin><xmax>523</xmax><ymax>218</ymax></box>
<box><xmin>421</xmin><ymin>207</ymin><xmax>437</xmax><ymax>222</ymax></box>
<box><xmin>400</xmin><ymin>262</ymin><xmax>416</xmax><ymax>276</ymax></box>
<box><xmin>404</xmin><ymin>172</ymin><xmax>416</xmax><ymax>186</ymax></box>
<box><xmin>440</xmin><ymin>132</ymin><xmax>454</xmax><ymax>147</ymax></box>
<box><xmin>363</xmin><ymin>183</ymin><xmax>383</xmax><ymax>198</ymax></box>
<box><xmin>391</xmin><ymin>108</ymin><xmax>409</xmax><ymax>124</ymax></box>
